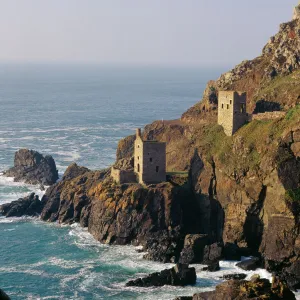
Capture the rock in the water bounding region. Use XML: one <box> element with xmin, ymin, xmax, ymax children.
<box><xmin>0</xmin><ymin>289</ymin><xmax>10</xmax><ymax>300</ymax></box>
<box><xmin>201</xmin><ymin>261</ymin><xmax>220</xmax><ymax>272</ymax></box>
<box><xmin>3</xmin><ymin>149</ymin><xmax>58</xmax><ymax>185</ymax></box>
<box><xmin>280</xmin><ymin>261</ymin><xmax>300</xmax><ymax>291</ymax></box>
<box><xmin>179</xmin><ymin>234</ymin><xmax>209</xmax><ymax>264</ymax></box>
<box><xmin>203</xmin><ymin>243</ymin><xmax>223</xmax><ymax>263</ymax></box>
<box><xmin>126</xmin><ymin>264</ymin><xmax>196</xmax><ymax>287</ymax></box>
<box><xmin>222</xmin><ymin>273</ymin><xmax>247</xmax><ymax>280</ymax></box>
<box><xmin>236</xmin><ymin>257</ymin><xmax>261</xmax><ymax>271</ymax></box>
<box><xmin>0</xmin><ymin>193</ymin><xmax>42</xmax><ymax>217</ymax></box>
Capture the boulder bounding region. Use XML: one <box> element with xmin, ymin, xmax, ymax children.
<box><xmin>0</xmin><ymin>289</ymin><xmax>10</xmax><ymax>300</ymax></box>
<box><xmin>179</xmin><ymin>234</ymin><xmax>209</xmax><ymax>264</ymax></box>
<box><xmin>203</xmin><ymin>243</ymin><xmax>223</xmax><ymax>263</ymax></box>
<box><xmin>201</xmin><ymin>261</ymin><xmax>220</xmax><ymax>272</ymax></box>
<box><xmin>126</xmin><ymin>264</ymin><xmax>196</xmax><ymax>287</ymax></box>
<box><xmin>3</xmin><ymin>149</ymin><xmax>58</xmax><ymax>185</ymax></box>
<box><xmin>0</xmin><ymin>193</ymin><xmax>42</xmax><ymax>217</ymax></box>
<box><xmin>236</xmin><ymin>257</ymin><xmax>261</xmax><ymax>271</ymax></box>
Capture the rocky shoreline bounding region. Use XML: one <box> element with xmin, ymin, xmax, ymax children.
<box><xmin>1</xmin><ymin>6</ymin><xmax>300</xmax><ymax>299</ymax></box>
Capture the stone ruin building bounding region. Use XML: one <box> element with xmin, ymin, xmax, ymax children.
<box><xmin>134</xmin><ymin>128</ymin><xmax>166</xmax><ymax>184</ymax></box>
<box><xmin>111</xmin><ymin>128</ymin><xmax>166</xmax><ymax>184</ymax></box>
<box><xmin>218</xmin><ymin>91</ymin><xmax>248</xmax><ymax>136</ymax></box>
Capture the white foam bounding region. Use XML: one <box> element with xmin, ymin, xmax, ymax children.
<box><xmin>55</xmin><ymin>150</ymin><xmax>81</xmax><ymax>162</ymax></box>
<box><xmin>0</xmin><ymin>174</ymin><xmax>46</xmax><ymax>205</ymax></box>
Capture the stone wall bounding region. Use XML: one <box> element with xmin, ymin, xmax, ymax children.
<box><xmin>134</xmin><ymin>130</ymin><xmax>144</xmax><ymax>182</ymax></box>
<box><xmin>141</xmin><ymin>142</ymin><xmax>166</xmax><ymax>184</ymax></box>
<box><xmin>251</xmin><ymin>111</ymin><xmax>286</xmax><ymax>121</ymax></box>
<box><xmin>111</xmin><ymin>167</ymin><xmax>136</xmax><ymax>184</ymax></box>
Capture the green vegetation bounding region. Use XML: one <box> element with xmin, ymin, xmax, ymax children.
<box><xmin>191</xmin><ymin>104</ymin><xmax>300</xmax><ymax>172</ymax></box>
<box><xmin>285</xmin><ymin>104</ymin><xmax>300</xmax><ymax>121</ymax></box>
<box><xmin>285</xmin><ymin>188</ymin><xmax>300</xmax><ymax>204</ymax></box>
<box><xmin>167</xmin><ymin>171</ymin><xmax>189</xmax><ymax>176</ymax></box>
<box><xmin>255</xmin><ymin>70</ymin><xmax>300</xmax><ymax>103</ymax></box>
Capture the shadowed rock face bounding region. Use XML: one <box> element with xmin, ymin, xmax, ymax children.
<box><xmin>0</xmin><ymin>289</ymin><xmax>10</xmax><ymax>300</ymax></box>
<box><xmin>0</xmin><ymin>193</ymin><xmax>42</xmax><ymax>217</ymax></box>
<box><xmin>88</xmin><ymin>179</ymin><xmax>192</xmax><ymax>262</ymax></box>
<box><xmin>40</xmin><ymin>164</ymin><xmax>109</xmax><ymax>226</ymax></box>
<box><xmin>3</xmin><ymin>149</ymin><xmax>58</xmax><ymax>185</ymax></box>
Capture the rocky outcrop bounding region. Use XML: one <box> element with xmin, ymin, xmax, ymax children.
<box><xmin>181</xmin><ymin>11</ymin><xmax>300</xmax><ymax>122</ymax></box>
<box><xmin>236</xmin><ymin>257</ymin><xmax>261</xmax><ymax>271</ymax></box>
<box><xmin>0</xmin><ymin>289</ymin><xmax>10</xmax><ymax>300</ymax></box>
<box><xmin>126</xmin><ymin>264</ymin><xmax>196</xmax><ymax>287</ymax></box>
<box><xmin>3</xmin><ymin>149</ymin><xmax>58</xmax><ymax>185</ymax></box>
<box><xmin>61</xmin><ymin>163</ymin><xmax>89</xmax><ymax>181</ymax></box>
<box><xmin>177</xmin><ymin>277</ymin><xmax>295</xmax><ymax>300</ymax></box>
<box><xmin>88</xmin><ymin>179</ymin><xmax>192</xmax><ymax>262</ymax></box>
<box><xmin>179</xmin><ymin>234</ymin><xmax>209</xmax><ymax>264</ymax></box>
<box><xmin>0</xmin><ymin>193</ymin><xmax>42</xmax><ymax>217</ymax></box>
<box><xmin>40</xmin><ymin>165</ymin><xmax>109</xmax><ymax>226</ymax></box>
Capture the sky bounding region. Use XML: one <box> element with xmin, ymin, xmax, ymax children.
<box><xmin>0</xmin><ymin>0</ymin><xmax>297</xmax><ymax>66</ymax></box>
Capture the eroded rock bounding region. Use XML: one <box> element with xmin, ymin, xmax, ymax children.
<box><xmin>0</xmin><ymin>193</ymin><xmax>42</xmax><ymax>217</ymax></box>
<box><xmin>3</xmin><ymin>149</ymin><xmax>58</xmax><ymax>185</ymax></box>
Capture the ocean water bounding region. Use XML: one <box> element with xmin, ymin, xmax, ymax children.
<box><xmin>0</xmin><ymin>64</ymin><xmax>288</xmax><ymax>299</ymax></box>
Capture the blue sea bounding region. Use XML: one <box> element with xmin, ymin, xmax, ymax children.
<box><xmin>0</xmin><ymin>64</ymin><xmax>276</xmax><ymax>299</ymax></box>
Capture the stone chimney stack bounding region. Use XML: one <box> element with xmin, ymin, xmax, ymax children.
<box><xmin>136</xmin><ymin>128</ymin><xmax>142</xmax><ymax>139</ymax></box>
<box><xmin>293</xmin><ymin>1</ymin><xmax>300</xmax><ymax>20</ymax></box>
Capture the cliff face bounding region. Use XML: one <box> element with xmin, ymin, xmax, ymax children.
<box><xmin>88</xmin><ymin>179</ymin><xmax>196</xmax><ymax>262</ymax></box>
<box><xmin>117</xmin><ymin>111</ymin><xmax>300</xmax><ymax>264</ymax></box>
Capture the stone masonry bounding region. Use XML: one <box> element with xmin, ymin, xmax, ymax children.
<box><xmin>111</xmin><ymin>167</ymin><xmax>137</xmax><ymax>184</ymax></box>
<box><xmin>218</xmin><ymin>91</ymin><xmax>248</xmax><ymax>136</ymax></box>
<box><xmin>134</xmin><ymin>128</ymin><xmax>166</xmax><ymax>184</ymax></box>
<box><xmin>251</xmin><ymin>111</ymin><xmax>286</xmax><ymax>121</ymax></box>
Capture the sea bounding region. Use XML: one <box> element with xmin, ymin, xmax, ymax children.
<box><xmin>0</xmin><ymin>64</ymin><xmax>295</xmax><ymax>300</ymax></box>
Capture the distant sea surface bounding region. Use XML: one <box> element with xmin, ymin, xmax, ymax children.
<box><xmin>0</xmin><ymin>64</ymin><xmax>276</xmax><ymax>299</ymax></box>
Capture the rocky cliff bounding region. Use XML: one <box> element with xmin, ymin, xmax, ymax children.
<box><xmin>181</xmin><ymin>12</ymin><xmax>300</xmax><ymax>123</ymax></box>
<box><xmin>115</xmin><ymin>9</ymin><xmax>300</xmax><ymax>288</ymax></box>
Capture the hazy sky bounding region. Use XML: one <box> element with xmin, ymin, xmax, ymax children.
<box><xmin>0</xmin><ymin>0</ymin><xmax>297</xmax><ymax>66</ymax></box>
